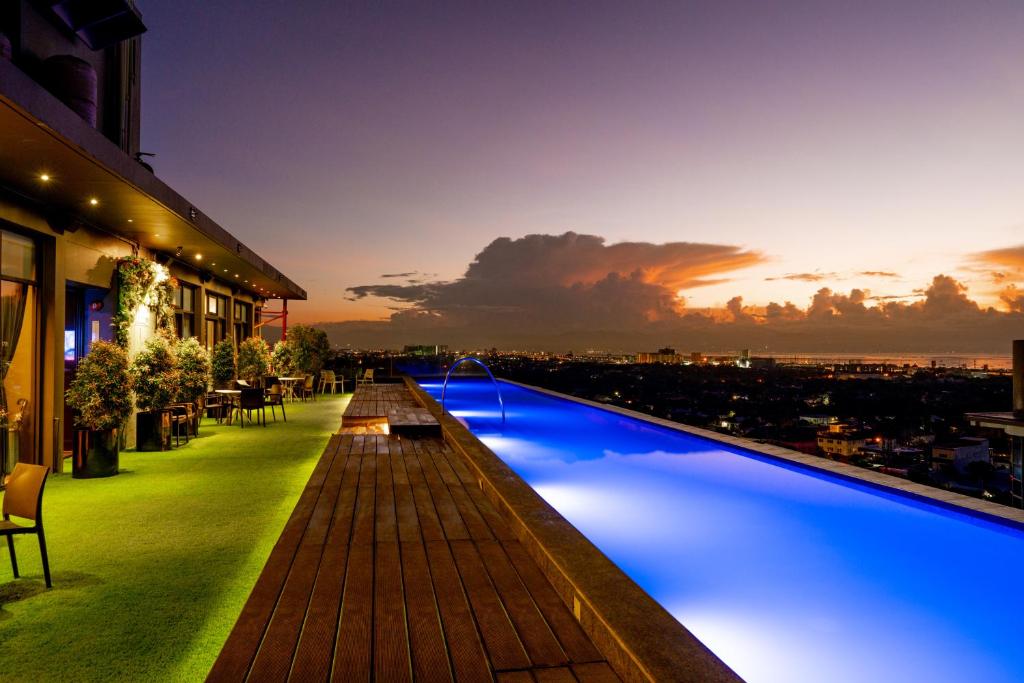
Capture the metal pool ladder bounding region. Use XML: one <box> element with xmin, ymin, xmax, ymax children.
<box><xmin>441</xmin><ymin>357</ymin><xmax>506</xmax><ymax>424</ymax></box>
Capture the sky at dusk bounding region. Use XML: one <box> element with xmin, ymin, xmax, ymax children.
<box><xmin>139</xmin><ymin>1</ymin><xmax>1024</xmax><ymax>351</ymax></box>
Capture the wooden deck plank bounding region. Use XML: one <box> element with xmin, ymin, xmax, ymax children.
<box><xmin>246</xmin><ymin>445</ymin><xmax>351</xmax><ymax>680</ymax></box>
<box><xmin>414</xmin><ymin>440</ymin><xmax>470</xmax><ymax>540</ymax></box>
<box><xmin>332</xmin><ymin>542</ymin><xmax>374</xmax><ymax>680</ymax></box>
<box><xmin>289</xmin><ymin>450</ymin><xmax>362</xmax><ymax>681</ymax></box>
<box><xmin>424</xmin><ymin>540</ymin><xmax>493</xmax><ymax>683</ymax></box>
<box><xmin>496</xmin><ymin>672</ymin><xmax>535</xmax><ymax>683</ymax></box>
<box><xmin>534</xmin><ymin>667</ymin><xmax>578</xmax><ymax>683</ymax></box>
<box><xmin>476</xmin><ymin>540</ymin><xmax>568</xmax><ymax>668</ymax></box>
<box><xmin>425</xmin><ymin>441</ymin><xmax>494</xmax><ymax>541</ymax></box>
<box><xmin>502</xmin><ymin>542</ymin><xmax>604</xmax><ymax>665</ymax></box>
<box><xmin>207</xmin><ymin>436</ymin><xmax>341</xmax><ymax>681</ymax></box>
<box><xmin>403</xmin><ymin>439</ymin><xmax>446</xmax><ymax>542</ymax></box>
<box><xmin>571</xmin><ymin>662</ymin><xmax>621</xmax><ymax>682</ymax></box>
<box><xmin>375</xmin><ymin>441</ymin><xmax>398</xmax><ymax>542</ymax></box>
<box><xmin>449</xmin><ymin>539</ymin><xmax>531</xmax><ymax>672</ymax></box>
<box><xmin>400</xmin><ymin>540</ymin><xmax>454</xmax><ymax>682</ymax></box>
<box><xmin>374</xmin><ymin>541</ymin><xmax>412</xmax><ymax>682</ymax></box>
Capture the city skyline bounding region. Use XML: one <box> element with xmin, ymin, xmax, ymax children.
<box><xmin>139</xmin><ymin>1</ymin><xmax>1024</xmax><ymax>349</ymax></box>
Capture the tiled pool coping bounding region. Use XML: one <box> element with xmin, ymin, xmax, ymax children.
<box><xmin>406</xmin><ymin>377</ymin><xmax>743</xmax><ymax>683</ymax></box>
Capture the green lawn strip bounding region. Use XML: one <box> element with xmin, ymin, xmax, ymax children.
<box><xmin>0</xmin><ymin>395</ymin><xmax>347</xmax><ymax>682</ymax></box>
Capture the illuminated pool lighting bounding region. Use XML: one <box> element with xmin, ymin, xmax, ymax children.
<box><xmin>424</xmin><ymin>377</ymin><xmax>1024</xmax><ymax>683</ymax></box>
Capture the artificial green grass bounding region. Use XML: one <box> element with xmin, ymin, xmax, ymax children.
<box><xmin>0</xmin><ymin>395</ymin><xmax>348</xmax><ymax>682</ymax></box>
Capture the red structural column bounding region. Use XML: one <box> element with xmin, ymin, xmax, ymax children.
<box><xmin>282</xmin><ymin>299</ymin><xmax>288</xmax><ymax>341</ymax></box>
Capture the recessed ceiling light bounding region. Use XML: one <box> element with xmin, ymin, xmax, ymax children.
<box><xmin>194</xmin><ymin>254</ymin><xmax>203</xmax><ymax>261</ymax></box>
<box><xmin>127</xmin><ymin>219</ymin><xmax>133</xmax><ymax>223</ymax></box>
<box><xmin>234</xmin><ymin>273</ymin><xmax>239</xmax><ymax>278</ymax></box>
<box><xmin>154</xmin><ymin>233</ymin><xmax>161</xmax><ymax>238</ymax></box>
<box><xmin>223</xmin><ymin>268</ymin><xmax>228</xmax><ymax>273</ymax></box>
<box><xmin>39</xmin><ymin>173</ymin><xmax>51</xmax><ymax>182</ymax></box>
<box><xmin>89</xmin><ymin>198</ymin><xmax>99</xmax><ymax>206</ymax></box>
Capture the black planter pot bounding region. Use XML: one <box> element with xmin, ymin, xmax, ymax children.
<box><xmin>72</xmin><ymin>428</ymin><xmax>120</xmax><ymax>478</ymax></box>
<box><xmin>136</xmin><ymin>410</ymin><xmax>171</xmax><ymax>451</ymax></box>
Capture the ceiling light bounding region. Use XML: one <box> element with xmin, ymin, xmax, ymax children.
<box><xmin>127</xmin><ymin>219</ymin><xmax>134</xmax><ymax>223</ymax></box>
<box><xmin>39</xmin><ymin>173</ymin><xmax>51</xmax><ymax>182</ymax></box>
<box><xmin>223</xmin><ymin>268</ymin><xmax>228</xmax><ymax>273</ymax></box>
<box><xmin>154</xmin><ymin>233</ymin><xmax>161</xmax><ymax>238</ymax></box>
<box><xmin>89</xmin><ymin>198</ymin><xmax>99</xmax><ymax>206</ymax></box>
<box><xmin>234</xmin><ymin>273</ymin><xmax>239</xmax><ymax>278</ymax></box>
<box><xmin>194</xmin><ymin>253</ymin><xmax>203</xmax><ymax>261</ymax></box>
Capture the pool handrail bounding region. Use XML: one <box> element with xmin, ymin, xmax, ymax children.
<box><xmin>441</xmin><ymin>357</ymin><xmax>506</xmax><ymax>424</ymax></box>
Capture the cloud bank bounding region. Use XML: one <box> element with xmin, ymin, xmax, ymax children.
<box><xmin>324</xmin><ymin>233</ymin><xmax>1024</xmax><ymax>352</ymax></box>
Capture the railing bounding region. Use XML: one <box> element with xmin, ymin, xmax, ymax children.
<box><xmin>441</xmin><ymin>357</ymin><xmax>506</xmax><ymax>424</ymax></box>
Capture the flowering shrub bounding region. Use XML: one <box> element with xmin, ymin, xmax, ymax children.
<box><xmin>65</xmin><ymin>341</ymin><xmax>134</xmax><ymax>430</ymax></box>
<box><xmin>211</xmin><ymin>339</ymin><xmax>236</xmax><ymax>385</ymax></box>
<box><xmin>131</xmin><ymin>335</ymin><xmax>179</xmax><ymax>412</ymax></box>
<box><xmin>285</xmin><ymin>324</ymin><xmax>331</xmax><ymax>375</ymax></box>
<box><xmin>175</xmin><ymin>337</ymin><xmax>211</xmax><ymax>403</ymax></box>
<box><xmin>112</xmin><ymin>256</ymin><xmax>174</xmax><ymax>345</ymax></box>
<box><xmin>237</xmin><ymin>337</ymin><xmax>272</xmax><ymax>384</ymax></box>
<box><xmin>271</xmin><ymin>340</ymin><xmax>294</xmax><ymax>375</ymax></box>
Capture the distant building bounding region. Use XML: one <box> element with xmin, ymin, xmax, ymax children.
<box><xmin>800</xmin><ymin>414</ymin><xmax>839</xmax><ymax>427</ymax></box>
<box><xmin>690</xmin><ymin>351</ymin><xmax>704</xmax><ymax>364</ymax></box>
<box><xmin>965</xmin><ymin>340</ymin><xmax>1024</xmax><ymax>507</ymax></box>
<box><xmin>817</xmin><ymin>424</ymin><xmax>872</xmax><ymax>458</ymax></box>
<box><xmin>403</xmin><ymin>344</ymin><xmax>449</xmax><ymax>357</ymax></box>
<box><xmin>637</xmin><ymin>347</ymin><xmax>683</xmax><ymax>364</ymax></box>
<box><xmin>930</xmin><ymin>438</ymin><xmax>989</xmax><ymax>473</ymax></box>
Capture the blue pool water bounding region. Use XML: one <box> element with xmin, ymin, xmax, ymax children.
<box><xmin>420</xmin><ymin>378</ymin><xmax>1024</xmax><ymax>683</ymax></box>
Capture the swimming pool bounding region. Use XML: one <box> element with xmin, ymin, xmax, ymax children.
<box><xmin>419</xmin><ymin>378</ymin><xmax>1024</xmax><ymax>683</ymax></box>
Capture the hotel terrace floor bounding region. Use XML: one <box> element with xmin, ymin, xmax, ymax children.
<box><xmin>208</xmin><ymin>384</ymin><xmax>620</xmax><ymax>682</ymax></box>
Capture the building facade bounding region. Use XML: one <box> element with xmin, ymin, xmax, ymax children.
<box><xmin>0</xmin><ymin>2</ymin><xmax>304</xmax><ymax>475</ymax></box>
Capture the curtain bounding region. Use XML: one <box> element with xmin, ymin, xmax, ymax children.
<box><xmin>0</xmin><ymin>281</ymin><xmax>28</xmax><ymax>405</ymax></box>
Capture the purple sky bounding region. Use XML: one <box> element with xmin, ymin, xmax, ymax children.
<box><xmin>139</xmin><ymin>1</ymin><xmax>1024</xmax><ymax>349</ymax></box>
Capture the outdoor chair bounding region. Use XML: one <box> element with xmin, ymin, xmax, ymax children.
<box><xmin>204</xmin><ymin>392</ymin><xmax>226</xmax><ymax>423</ymax></box>
<box><xmin>264</xmin><ymin>377</ymin><xmax>286</xmax><ymax>422</ymax></box>
<box><xmin>168</xmin><ymin>405</ymin><xmax>190</xmax><ymax>446</ymax></box>
<box><xmin>237</xmin><ymin>388</ymin><xmax>266</xmax><ymax>428</ymax></box>
<box><xmin>2</xmin><ymin>463</ymin><xmax>52</xmax><ymax>588</ymax></box>
<box><xmin>295</xmin><ymin>375</ymin><xmax>316</xmax><ymax>401</ymax></box>
<box><xmin>357</xmin><ymin>368</ymin><xmax>374</xmax><ymax>386</ymax></box>
<box><xmin>320</xmin><ymin>370</ymin><xmax>343</xmax><ymax>395</ymax></box>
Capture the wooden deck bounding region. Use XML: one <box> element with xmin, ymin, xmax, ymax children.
<box><xmin>209</xmin><ymin>385</ymin><xmax>620</xmax><ymax>682</ymax></box>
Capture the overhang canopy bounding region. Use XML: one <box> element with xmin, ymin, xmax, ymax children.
<box><xmin>0</xmin><ymin>57</ymin><xmax>305</xmax><ymax>301</ymax></box>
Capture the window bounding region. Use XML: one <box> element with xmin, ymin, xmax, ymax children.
<box><xmin>173</xmin><ymin>282</ymin><xmax>196</xmax><ymax>339</ymax></box>
<box><xmin>205</xmin><ymin>292</ymin><xmax>227</xmax><ymax>351</ymax></box>
<box><xmin>233</xmin><ymin>301</ymin><xmax>252</xmax><ymax>343</ymax></box>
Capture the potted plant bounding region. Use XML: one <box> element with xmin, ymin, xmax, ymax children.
<box><xmin>65</xmin><ymin>341</ymin><xmax>134</xmax><ymax>477</ymax></box>
<box><xmin>237</xmin><ymin>337</ymin><xmax>272</xmax><ymax>386</ymax></box>
<box><xmin>175</xmin><ymin>337</ymin><xmax>210</xmax><ymax>433</ymax></box>
<box><xmin>211</xmin><ymin>338</ymin><xmax>236</xmax><ymax>389</ymax></box>
<box><xmin>131</xmin><ymin>335</ymin><xmax>179</xmax><ymax>451</ymax></box>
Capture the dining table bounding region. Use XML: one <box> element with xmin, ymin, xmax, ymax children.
<box><xmin>214</xmin><ymin>389</ymin><xmax>241</xmax><ymax>424</ymax></box>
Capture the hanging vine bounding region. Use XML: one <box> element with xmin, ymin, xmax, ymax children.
<box><xmin>112</xmin><ymin>256</ymin><xmax>176</xmax><ymax>347</ymax></box>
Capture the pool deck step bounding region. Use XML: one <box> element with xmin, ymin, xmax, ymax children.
<box><xmin>208</xmin><ymin>428</ymin><xmax>619</xmax><ymax>682</ymax></box>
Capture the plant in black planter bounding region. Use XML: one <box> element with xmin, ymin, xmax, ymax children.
<box><xmin>175</xmin><ymin>337</ymin><xmax>210</xmax><ymax>432</ymax></box>
<box><xmin>131</xmin><ymin>335</ymin><xmax>179</xmax><ymax>451</ymax></box>
<box><xmin>237</xmin><ymin>337</ymin><xmax>271</xmax><ymax>386</ymax></box>
<box><xmin>65</xmin><ymin>341</ymin><xmax>133</xmax><ymax>478</ymax></box>
<box><xmin>211</xmin><ymin>338</ymin><xmax>236</xmax><ymax>389</ymax></box>
<box><xmin>287</xmin><ymin>324</ymin><xmax>332</xmax><ymax>376</ymax></box>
